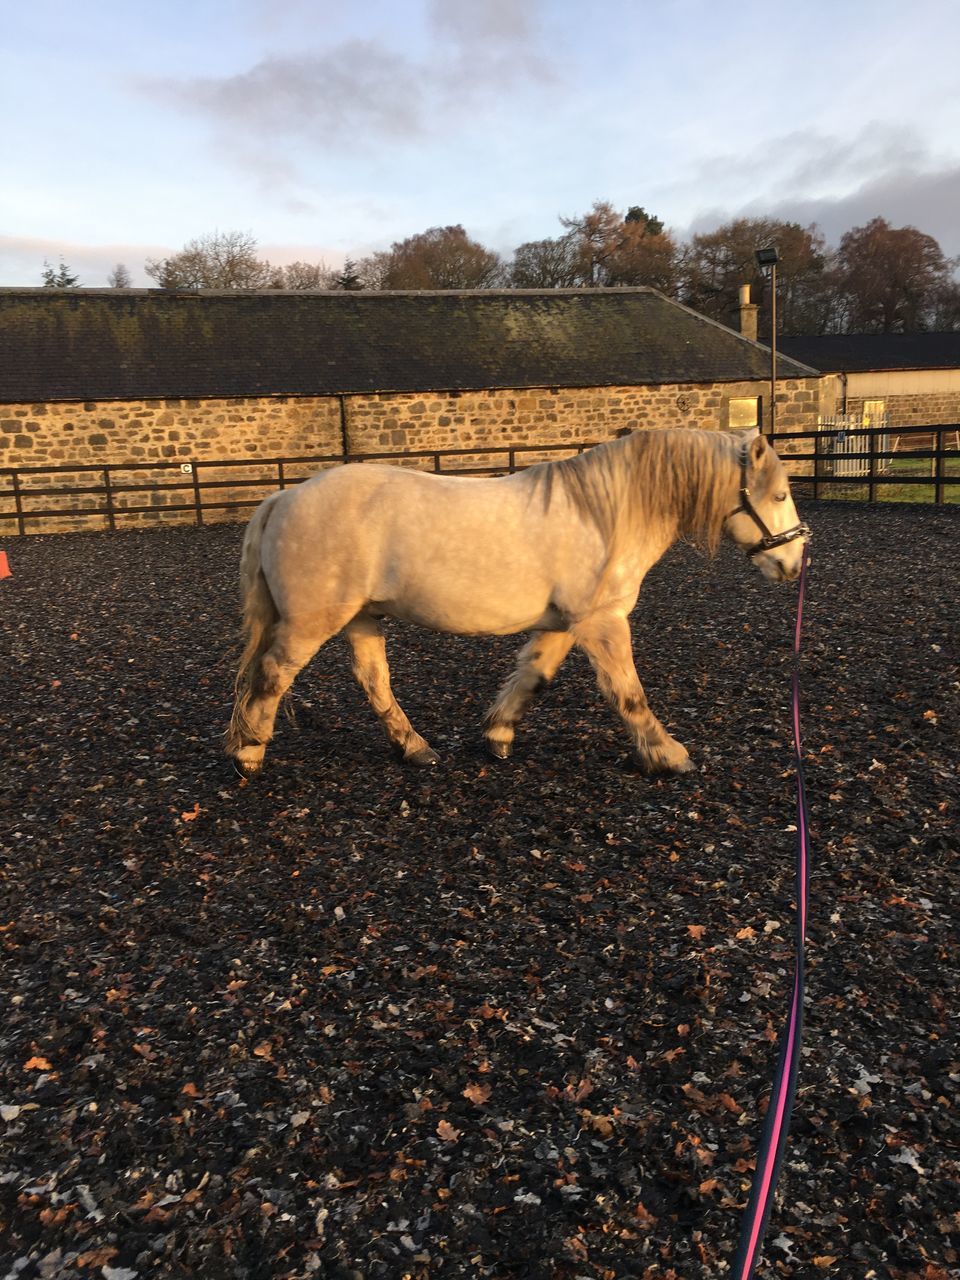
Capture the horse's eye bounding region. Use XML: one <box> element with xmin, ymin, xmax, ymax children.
<box><xmin>774</xmin><ymin>492</ymin><xmax>787</xmax><ymax>503</ymax></box>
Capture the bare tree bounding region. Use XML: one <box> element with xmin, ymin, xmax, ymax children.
<box><xmin>273</xmin><ymin>261</ymin><xmax>336</xmax><ymax>290</ymax></box>
<box><xmin>108</xmin><ymin>263</ymin><xmax>132</xmax><ymax>289</ymax></box>
<box><xmin>145</xmin><ymin>230</ymin><xmax>273</xmax><ymax>290</ymax></box>
<box><xmin>509</xmin><ymin>235</ymin><xmax>580</xmax><ymax>288</ymax></box>
<box><xmin>930</xmin><ymin>276</ymin><xmax>960</xmax><ymax>331</ymax></box>
<box><xmin>679</xmin><ymin>218</ymin><xmax>833</xmax><ymax>336</ymax></box>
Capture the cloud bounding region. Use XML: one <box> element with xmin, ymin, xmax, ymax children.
<box><xmin>427</xmin><ymin>0</ymin><xmax>556</xmax><ymax>91</ymax></box>
<box><xmin>678</xmin><ymin>122</ymin><xmax>930</xmax><ymax>207</ymax></box>
<box><xmin>151</xmin><ymin>42</ymin><xmax>425</xmax><ymax>146</ymax></box>
<box><xmin>777</xmin><ymin>123</ymin><xmax>929</xmax><ymax>195</ymax></box>
<box><xmin>678</xmin><ymin>125</ymin><xmax>960</xmax><ymax>261</ymax></box>
<box><xmin>141</xmin><ymin>5</ymin><xmax>557</xmax><ymax>189</ymax></box>
<box><xmin>428</xmin><ymin>0</ymin><xmax>534</xmax><ymax>44</ymax></box>
<box><xmin>761</xmin><ymin>165</ymin><xmax>960</xmax><ymax>261</ymax></box>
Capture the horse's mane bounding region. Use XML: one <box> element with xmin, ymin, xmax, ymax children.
<box><xmin>530</xmin><ymin>428</ymin><xmax>742</xmax><ymax>554</ymax></box>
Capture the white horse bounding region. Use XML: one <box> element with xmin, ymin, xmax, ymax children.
<box><xmin>225</xmin><ymin>429</ymin><xmax>808</xmax><ymax>777</ymax></box>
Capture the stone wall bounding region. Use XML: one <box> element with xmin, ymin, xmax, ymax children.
<box><xmin>818</xmin><ymin>369</ymin><xmax>960</xmax><ymax>432</ymax></box>
<box><xmin>1</xmin><ymin>396</ymin><xmax>343</xmax><ymax>534</ymax></box>
<box><xmin>1</xmin><ymin>377</ymin><xmax>821</xmax><ymax>534</ymax></box>
<box><xmin>845</xmin><ymin>392</ymin><xmax>960</xmax><ymax>430</ymax></box>
<box><xmin>1</xmin><ymin>394</ymin><xmax>343</xmax><ymax>466</ymax></box>
<box><xmin>344</xmin><ymin>378</ymin><xmax>818</xmax><ymax>457</ymax></box>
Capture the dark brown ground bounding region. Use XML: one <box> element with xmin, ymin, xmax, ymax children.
<box><xmin>1</xmin><ymin>501</ymin><xmax>957</xmax><ymax>1280</ymax></box>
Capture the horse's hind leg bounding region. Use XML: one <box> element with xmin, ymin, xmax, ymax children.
<box><xmin>484</xmin><ymin>630</ymin><xmax>575</xmax><ymax>759</ymax></box>
<box><xmin>344</xmin><ymin>615</ymin><xmax>438</xmax><ymax>766</ymax></box>
<box><xmin>573</xmin><ymin>613</ymin><xmax>693</xmax><ymax>775</ymax></box>
<box><xmin>232</xmin><ymin>620</ymin><xmax>335</xmax><ymax>776</ymax></box>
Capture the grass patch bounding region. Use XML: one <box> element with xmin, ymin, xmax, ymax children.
<box><xmin>793</xmin><ymin>449</ymin><xmax>960</xmax><ymax>504</ymax></box>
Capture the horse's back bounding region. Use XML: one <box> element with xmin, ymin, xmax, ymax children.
<box><xmin>272</xmin><ymin>463</ymin><xmax>525</xmax><ymax>545</ymax></box>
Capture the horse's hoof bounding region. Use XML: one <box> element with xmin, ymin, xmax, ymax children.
<box><xmin>232</xmin><ymin>759</ymin><xmax>261</xmax><ymax>783</ymax></box>
<box><xmin>406</xmin><ymin>746</ymin><xmax>439</xmax><ymax>767</ymax></box>
<box><xmin>486</xmin><ymin>739</ymin><xmax>512</xmax><ymax>760</ymax></box>
<box><xmin>638</xmin><ymin>755</ymin><xmax>694</xmax><ymax>777</ymax></box>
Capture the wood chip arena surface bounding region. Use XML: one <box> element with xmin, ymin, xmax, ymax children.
<box><xmin>1</xmin><ymin>501</ymin><xmax>958</xmax><ymax>1279</ymax></box>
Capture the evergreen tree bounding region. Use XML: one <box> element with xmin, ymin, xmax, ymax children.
<box><xmin>41</xmin><ymin>259</ymin><xmax>81</xmax><ymax>288</ymax></box>
<box><xmin>335</xmin><ymin>258</ymin><xmax>364</xmax><ymax>290</ymax></box>
<box><xmin>625</xmin><ymin>206</ymin><xmax>664</xmax><ymax>236</ymax></box>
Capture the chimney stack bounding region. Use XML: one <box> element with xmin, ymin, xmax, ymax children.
<box><xmin>738</xmin><ymin>283</ymin><xmax>758</xmax><ymax>343</ymax></box>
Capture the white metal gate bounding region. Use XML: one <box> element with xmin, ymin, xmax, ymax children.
<box><xmin>818</xmin><ymin>412</ymin><xmax>891</xmax><ymax>477</ymax></box>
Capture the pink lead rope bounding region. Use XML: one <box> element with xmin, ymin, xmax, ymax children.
<box><xmin>731</xmin><ymin>543</ymin><xmax>810</xmax><ymax>1278</ymax></box>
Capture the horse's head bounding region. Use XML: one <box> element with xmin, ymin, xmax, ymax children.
<box><xmin>725</xmin><ymin>433</ymin><xmax>809</xmax><ymax>582</ymax></box>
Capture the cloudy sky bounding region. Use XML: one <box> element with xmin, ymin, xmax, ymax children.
<box><xmin>4</xmin><ymin>0</ymin><xmax>959</xmax><ymax>287</ymax></box>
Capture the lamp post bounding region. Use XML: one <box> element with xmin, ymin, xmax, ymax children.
<box><xmin>755</xmin><ymin>246</ymin><xmax>780</xmax><ymax>441</ymax></box>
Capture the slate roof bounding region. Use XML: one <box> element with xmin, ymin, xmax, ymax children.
<box><xmin>0</xmin><ymin>288</ymin><xmax>817</xmax><ymax>403</ymax></box>
<box><xmin>778</xmin><ymin>332</ymin><xmax>960</xmax><ymax>374</ymax></box>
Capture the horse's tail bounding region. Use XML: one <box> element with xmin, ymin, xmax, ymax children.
<box><xmin>225</xmin><ymin>492</ymin><xmax>282</xmax><ymax>756</ymax></box>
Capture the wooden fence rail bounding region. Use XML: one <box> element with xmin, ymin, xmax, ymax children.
<box><xmin>2</xmin><ymin>426</ymin><xmax>957</xmax><ymax>534</ymax></box>
<box><xmin>0</xmin><ymin>442</ymin><xmax>594</xmax><ymax>535</ymax></box>
<box><xmin>774</xmin><ymin>422</ymin><xmax>959</xmax><ymax>504</ymax></box>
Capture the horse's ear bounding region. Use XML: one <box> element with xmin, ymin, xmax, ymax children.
<box><xmin>748</xmin><ymin>433</ymin><xmax>768</xmax><ymax>470</ymax></box>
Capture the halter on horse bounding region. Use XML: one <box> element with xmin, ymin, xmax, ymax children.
<box><xmin>727</xmin><ymin>444</ymin><xmax>811</xmax><ymax>559</ymax></box>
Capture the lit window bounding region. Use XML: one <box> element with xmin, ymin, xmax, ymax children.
<box><xmin>862</xmin><ymin>399</ymin><xmax>885</xmax><ymax>426</ymax></box>
<box><xmin>729</xmin><ymin>397</ymin><xmax>761</xmax><ymax>430</ymax></box>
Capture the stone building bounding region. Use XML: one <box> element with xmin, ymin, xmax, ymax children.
<box><xmin>1</xmin><ymin>288</ymin><xmax>821</xmax><ymax>533</ymax></box>
<box><xmin>777</xmin><ymin>332</ymin><xmax>960</xmax><ymax>434</ymax></box>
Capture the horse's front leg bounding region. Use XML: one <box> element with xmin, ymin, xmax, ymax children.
<box><xmin>483</xmin><ymin>630</ymin><xmax>575</xmax><ymax>759</ymax></box>
<box><xmin>574</xmin><ymin>613</ymin><xmax>693</xmax><ymax>775</ymax></box>
<box><xmin>344</xmin><ymin>615</ymin><xmax>438</xmax><ymax>766</ymax></box>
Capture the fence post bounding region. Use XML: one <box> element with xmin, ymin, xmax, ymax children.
<box><xmin>278</xmin><ymin>460</ymin><xmax>286</xmax><ymax>490</ymax></box>
<box><xmin>191</xmin><ymin>462</ymin><xmax>204</xmax><ymax>526</ymax></box>
<box><xmin>434</xmin><ymin>453</ymin><xmax>442</xmax><ymax>474</ymax></box>
<box><xmin>508</xmin><ymin>447</ymin><xmax>516</xmax><ymax>473</ymax></box>
<box><xmin>103</xmin><ymin>468</ymin><xmax>116</xmax><ymax>532</ymax></box>
<box><xmin>934</xmin><ymin>428</ymin><xmax>944</xmax><ymax>505</ymax></box>
<box><xmin>10</xmin><ymin>471</ymin><xmax>25</xmax><ymax>536</ymax></box>
<box><xmin>812</xmin><ymin>427</ymin><xmax>821</xmax><ymax>501</ymax></box>
<box><xmin>867</xmin><ymin>423</ymin><xmax>877</xmax><ymax>503</ymax></box>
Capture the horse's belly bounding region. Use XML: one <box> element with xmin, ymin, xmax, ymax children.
<box><xmin>372</xmin><ymin>593</ymin><xmax>564</xmax><ymax>637</ymax></box>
